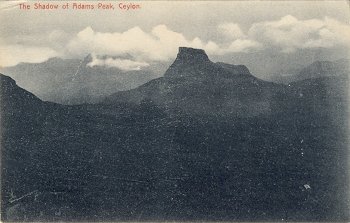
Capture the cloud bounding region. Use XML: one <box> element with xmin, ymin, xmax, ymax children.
<box><xmin>87</xmin><ymin>54</ymin><xmax>149</xmax><ymax>71</ymax></box>
<box><xmin>0</xmin><ymin>29</ymin><xmax>71</xmax><ymax>67</ymax></box>
<box><xmin>227</xmin><ymin>39</ymin><xmax>262</xmax><ymax>53</ymax></box>
<box><xmin>8</xmin><ymin>30</ymin><xmax>71</xmax><ymax>50</ymax></box>
<box><xmin>2</xmin><ymin>16</ymin><xmax>348</xmax><ymax>68</ymax></box>
<box><xmin>65</xmin><ymin>25</ymin><xmax>260</xmax><ymax>62</ymax></box>
<box><xmin>218</xmin><ymin>23</ymin><xmax>246</xmax><ymax>40</ymax></box>
<box><xmin>66</xmin><ymin>25</ymin><xmax>223</xmax><ymax>62</ymax></box>
<box><xmin>214</xmin><ymin>23</ymin><xmax>262</xmax><ymax>54</ymax></box>
<box><xmin>249</xmin><ymin>15</ymin><xmax>350</xmax><ymax>53</ymax></box>
<box><xmin>0</xmin><ymin>24</ymin><xmax>260</xmax><ymax>67</ymax></box>
<box><xmin>0</xmin><ymin>44</ymin><xmax>58</xmax><ymax>67</ymax></box>
<box><xmin>65</xmin><ymin>26</ymin><xmax>176</xmax><ymax>61</ymax></box>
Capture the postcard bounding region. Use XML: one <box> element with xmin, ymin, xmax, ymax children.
<box><xmin>0</xmin><ymin>0</ymin><xmax>349</xmax><ymax>221</ymax></box>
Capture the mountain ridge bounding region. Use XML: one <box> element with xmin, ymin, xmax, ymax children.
<box><xmin>269</xmin><ymin>59</ymin><xmax>349</xmax><ymax>84</ymax></box>
<box><xmin>1</xmin><ymin>49</ymin><xmax>349</xmax><ymax>221</ymax></box>
<box><xmin>104</xmin><ymin>47</ymin><xmax>282</xmax><ymax>117</ymax></box>
<box><xmin>0</xmin><ymin>56</ymin><xmax>165</xmax><ymax>105</ymax></box>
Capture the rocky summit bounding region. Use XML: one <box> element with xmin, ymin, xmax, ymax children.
<box><xmin>164</xmin><ymin>47</ymin><xmax>252</xmax><ymax>80</ymax></box>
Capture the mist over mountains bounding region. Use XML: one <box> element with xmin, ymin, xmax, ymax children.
<box><xmin>0</xmin><ymin>55</ymin><xmax>169</xmax><ymax>104</ymax></box>
<box><xmin>1</xmin><ymin>47</ymin><xmax>348</xmax><ymax>105</ymax></box>
<box><xmin>269</xmin><ymin>58</ymin><xmax>350</xmax><ymax>84</ymax></box>
<box><xmin>1</xmin><ymin>47</ymin><xmax>349</xmax><ymax>221</ymax></box>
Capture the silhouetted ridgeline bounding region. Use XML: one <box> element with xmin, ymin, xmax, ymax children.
<box><xmin>1</xmin><ymin>47</ymin><xmax>349</xmax><ymax>221</ymax></box>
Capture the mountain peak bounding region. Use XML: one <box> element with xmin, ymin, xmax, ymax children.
<box><xmin>175</xmin><ymin>47</ymin><xmax>210</xmax><ymax>65</ymax></box>
<box><xmin>164</xmin><ymin>47</ymin><xmax>212</xmax><ymax>78</ymax></box>
<box><xmin>178</xmin><ymin>47</ymin><xmax>208</xmax><ymax>56</ymax></box>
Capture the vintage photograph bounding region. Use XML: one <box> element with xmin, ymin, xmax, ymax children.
<box><xmin>0</xmin><ymin>0</ymin><xmax>349</xmax><ymax>221</ymax></box>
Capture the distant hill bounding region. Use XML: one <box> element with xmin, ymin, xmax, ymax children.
<box><xmin>297</xmin><ymin>59</ymin><xmax>349</xmax><ymax>80</ymax></box>
<box><xmin>269</xmin><ymin>59</ymin><xmax>349</xmax><ymax>84</ymax></box>
<box><xmin>0</xmin><ymin>56</ymin><xmax>167</xmax><ymax>104</ymax></box>
<box><xmin>1</xmin><ymin>58</ymin><xmax>81</xmax><ymax>103</ymax></box>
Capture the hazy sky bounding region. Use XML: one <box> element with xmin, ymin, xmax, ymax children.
<box><xmin>0</xmin><ymin>0</ymin><xmax>349</xmax><ymax>76</ymax></box>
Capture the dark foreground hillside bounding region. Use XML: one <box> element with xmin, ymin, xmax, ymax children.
<box><xmin>0</xmin><ymin>48</ymin><xmax>349</xmax><ymax>221</ymax></box>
